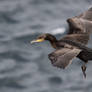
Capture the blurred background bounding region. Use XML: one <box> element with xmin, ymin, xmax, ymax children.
<box><xmin>0</xmin><ymin>0</ymin><xmax>92</xmax><ymax>92</ymax></box>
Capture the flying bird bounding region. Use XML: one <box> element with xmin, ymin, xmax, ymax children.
<box><xmin>31</xmin><ymin>7</ymin><xmax>92</xmax><ymax>78</ymax></box>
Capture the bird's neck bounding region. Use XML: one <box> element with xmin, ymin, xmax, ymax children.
<box><xmin>46</xmin><ymin>35</ymin><xmax>58</xmax><ymax>49</ymax></box>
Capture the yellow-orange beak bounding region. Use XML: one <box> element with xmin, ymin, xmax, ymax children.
<box><xmin>31</xmin><ymin>38</ymin><xmax>45</xmax><ymax>44</ymax></box>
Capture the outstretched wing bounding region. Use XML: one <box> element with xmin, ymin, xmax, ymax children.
<box><xmin>60</xmin><ymin>33</ymin><xmax>89</xmax><ymax>45</ymax></box>
<box><xmin>61</xmin><ymin>7</ymin><xmax>92</xmax><ymax>45</ymax></box>
<box><xmin>48</xmin><ymin>48</ymin><xmax>81</xmax><ymax>69</ymax></box>
<box><xmin>76</xmin><ymin>7</ymin><xmax>92</xmax><ymax>21</ymax></box>
<box><xmin>67</xmin><ymin>7</ymin><xmax>92</xmax><ymax>34</ymax></box>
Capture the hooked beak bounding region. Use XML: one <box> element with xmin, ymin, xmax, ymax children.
<box><xmin>31</xmin><ymin>38</ymin><xmax>45</xmax><ymax>44</ymax></box>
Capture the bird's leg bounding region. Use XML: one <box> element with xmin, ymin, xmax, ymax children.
<box><xmin>81</xmin><ymin>62</ymin><xmax>88</xmax><ymax>78</ymax></box>
<box><xmin>81</xmin><ymin>65</ymin><xmax>86</xmax><ymax>78</ymax></box>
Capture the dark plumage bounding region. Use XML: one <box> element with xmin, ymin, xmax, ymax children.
<box><xmin>31</xmin><ymin>7</ymin><xmax>92</xmax><ymax>78</ymax></box>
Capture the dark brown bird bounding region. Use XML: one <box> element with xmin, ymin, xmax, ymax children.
<box><xmin>31</xmin><ymin>7</ymin><xmax>92</xmax><ymax>78</ymax></box>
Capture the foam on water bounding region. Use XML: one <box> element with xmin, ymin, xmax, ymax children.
<box><xmin>50</xmin><ymin>27</ymin><xmax>66</xmax><ymax>35</ymax></box>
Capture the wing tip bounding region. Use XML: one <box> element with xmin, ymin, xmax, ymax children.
<box><xmin>88</xmin><ymin>7</ymin><xmax>92</xmax><ymax>11</ymax></box>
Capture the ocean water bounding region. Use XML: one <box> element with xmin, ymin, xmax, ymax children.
<box><xmin>0</xmin><ymin>0</ymin><xmax>92</xmax><ymax>92</ymax></box>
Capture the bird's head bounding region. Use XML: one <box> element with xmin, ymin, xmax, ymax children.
<box><xmin>31</xmin><ymin>33</ymin><xmax>58</xmax><ymax>44</ymax></box>
<box><xmin>31</xmin><ymin>33</ymin><xmax>53</xmax><ymax>44</ymax></box>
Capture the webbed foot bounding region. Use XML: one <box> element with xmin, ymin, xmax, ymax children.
<box><xmin>81</xmin><ymin>65</ymin><xmax>86</xmax><ymax>78</ymax></box>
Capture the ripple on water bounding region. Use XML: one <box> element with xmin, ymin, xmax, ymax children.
<box><xmin>48</xmin><ymin>76</ymin><xmax>63</xmax><ymax>85</ymax></box>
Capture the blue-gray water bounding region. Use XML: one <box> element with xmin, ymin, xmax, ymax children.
<box><xmin>0</xmin><ymin>0</ymin><xmax>92</xmax><ymax>92</ymax></box>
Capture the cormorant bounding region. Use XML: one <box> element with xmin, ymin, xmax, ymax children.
<box><xmin>31</xmin><ymin>7</ymin><xmax>92</xmax><ymax>78</ymax></box>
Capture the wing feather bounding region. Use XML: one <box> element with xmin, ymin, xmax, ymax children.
<box><xmin>48</xmin><ymin>48</ymin><xmax>81</xmax><ymax>69</ymax></box>
<box><xmin>67</xmin><ymin>7</ymin><xmax>92</xmax><ymax>34</ymax></box>
<box><xmin>76</xmin><ymin>7</ymin><xmax>92</xmax><ymax>20</ymax></box>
